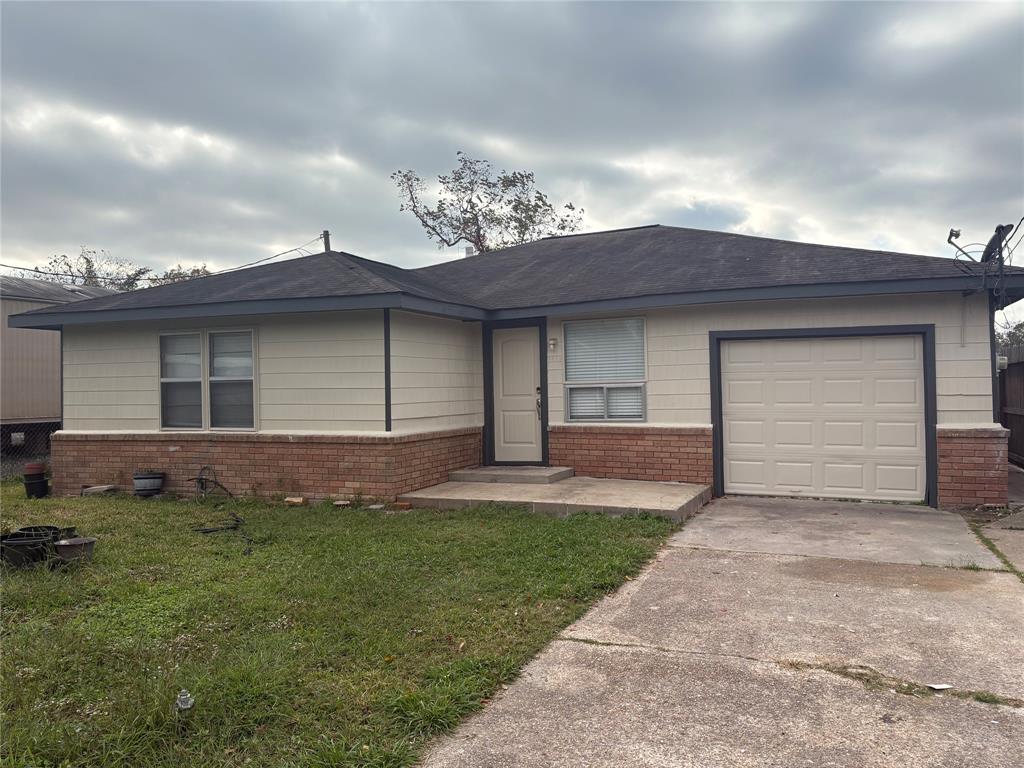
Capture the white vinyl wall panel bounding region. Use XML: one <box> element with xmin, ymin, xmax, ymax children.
<box><xmin>389</xmin><ymin>310</ymin><xmax>483</xmax><ymax>432</ymax></box>
<box><xmin>63</xmin><ymin>325</ymin><xmax>161</xmax><ymax>430</ymax></box>
<box><xmin>547</xmin><ymin>292</ymin><xmax>993</xmax><ymax>427</ymax></box>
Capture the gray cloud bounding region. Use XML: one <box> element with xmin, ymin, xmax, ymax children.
<box><xmin>2</xmin><ymin>1</ymin><xmax>1022</xmax><ymax>281</ymax></box>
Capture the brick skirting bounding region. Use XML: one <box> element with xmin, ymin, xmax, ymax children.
<box><xmin>937</xmin><ymin>427</ymin><xmax>1008</xmax><ymax>508</ymax></box>
<box><xmin>548</xmin><ymin>425</ymin><xmax>713</xmax><ymax>485</ymax></box>
<box><xmin>51</xmin><ymin>427</ymin><xmax>483</xmax><ymax>500</ymax></box>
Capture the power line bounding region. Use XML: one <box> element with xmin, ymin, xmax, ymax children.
<box><xmin>0</xmin><ymin>233</ymin><xmax>325</xmax><ymax>286</ymax></box>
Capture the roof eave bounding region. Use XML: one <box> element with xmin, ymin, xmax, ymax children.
<box><xmin>8</xmin><ymin>292</ymin><xmax>488</xmax><ymax>330</ymax></box>
<box><xmin>489</xmin><ymin>275</ymin><xmax>1024</xmax><ymax>319</ymax></box>
<box><xmin>10</xmin><ymin>274</ymin><xmax>1019</xmax><ymax>330</ymax></box>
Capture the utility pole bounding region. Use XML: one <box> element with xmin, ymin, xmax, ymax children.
<box><xmin>322</xmin><ymin>230</ymin><xmax>331</xmax><ymax>252</ymax></box>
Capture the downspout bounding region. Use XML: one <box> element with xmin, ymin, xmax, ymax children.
<box><xmin>990</xmin><ymin>291</ymin><xmax>1000</xmax><ymax>424</ymax></box>
<box><xmin>384</xmin><ymin>309</ymin><xmax>392</xmax><ymax>432</ymax></box>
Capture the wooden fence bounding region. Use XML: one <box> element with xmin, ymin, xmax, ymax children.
<box><xmin>999</xmin><ymin>344</ymin><xmax>1024</xmax><ymax>466</ymax></box>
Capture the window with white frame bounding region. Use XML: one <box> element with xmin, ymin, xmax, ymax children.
<box><xmin>160</xmin><ymin>334</ymin><xmax>203</xmax><ymax>428</ymax></box>
<box><xmin>159</xmin><ymin>330</ymin><xmax>255</xmax><ymax>429</ymax></box>
<box><xmin>564</xmin><ymin>317</ymin><xmax>646</xmax><ymax>421</ymax></box>
<box><xmin>209</xmin><ymin>331</ymin><xmax>254</xmax><ymax>428</ymax></box>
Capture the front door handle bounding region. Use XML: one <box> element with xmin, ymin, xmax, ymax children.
<box><xmin>536</xmin><ymin>387</ymin><xmax>542</xmax><ymax>420</ymax></box>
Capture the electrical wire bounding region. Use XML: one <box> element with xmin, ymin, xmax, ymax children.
<box><xmin>0</xmin><ymin>233</ymin><xmax>325</xmax><ymax>285</ymax></box>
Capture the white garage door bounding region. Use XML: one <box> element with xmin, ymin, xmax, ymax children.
<box><xmin>721</xmin><ymin>335</ymin><xmax>926</xmax><ymax>502</ymax></box>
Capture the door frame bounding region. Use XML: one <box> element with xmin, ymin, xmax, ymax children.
<box><xmin>708</xmin><ymin>324</ymin><xmax>938</xmax><ymax>507</ymax></box>
<box><xmin>483</xmin><ymin>317</ymin><xmax>549</xmax><ymax>466</ymax></box>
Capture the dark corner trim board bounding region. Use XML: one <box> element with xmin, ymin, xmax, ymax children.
<box><xmin>482</xmin><ymin>317</ymin><xmax>549</xmax><ymax>467</ymax></box>
<box><xmin>383</xmin><ymin>308</ymin><xmax>392</xmax><ymax>432</ymax></box>
<box><xmin>989</xmin><ymin>293</ymin><xmax>1000</xmax><ymax>423</ymax></box>
<box><xmin>708</xmin><ymin>324</ymin><xmax>938</xmax><ymax>508</ymax></box>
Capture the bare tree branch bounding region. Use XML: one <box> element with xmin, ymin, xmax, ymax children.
<box><xmin>392</xmin><ymin>152</ymin><xmax>584</xmax><ymax>253</ymax></box>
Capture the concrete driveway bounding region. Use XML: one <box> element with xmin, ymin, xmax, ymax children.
<box><xmin>422</xmin><ymin>497</ymin><xmax>1024</xmax><ymax>767</ymax></box>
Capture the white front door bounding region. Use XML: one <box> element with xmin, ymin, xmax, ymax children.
<box><xmin>493</xmin><ymin>327</ymin><xmax>542</xmax><ymax>462</ymax></box>
<box><xmin>721</xmin><ymin>335</ymin><xmax>926</xmax><ymax>502</ymax></box>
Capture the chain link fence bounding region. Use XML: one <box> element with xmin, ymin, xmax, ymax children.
<box><xmin>1</xmin><ymin>421</ymin><xmax>60</xmax><ymax>480</ymax></box>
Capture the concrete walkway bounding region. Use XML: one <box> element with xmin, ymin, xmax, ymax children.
<box><xmin>421</xmin><ymin>497</ymin><xmax>1024</xmax><ymax>767</ymax></box>
<box><xmin>400</xmin><ymin>476</ymin><xmax>711</xmax><ymax>519</ymax></box>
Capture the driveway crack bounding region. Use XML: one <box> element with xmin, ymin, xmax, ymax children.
<box><xmin>559</xmin><ymin>637</ymin><xmax>1023</xmax><ymax>709</ymax></box>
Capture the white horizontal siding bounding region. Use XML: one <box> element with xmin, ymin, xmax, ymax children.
<box><xmin>62</xmin><ymin>311</ymin><xmax>386</xmax><ymax>433</ymax></box>
<box><xmin>547</xmin><ymin>292</ymin><xmax>994</xmax><ymax>427</ymax></box>
<box><xmin>63</xmin><ymin>325</ymin><xmax>160</xmax><ymax>430</ymax></box>
<box><xmin>389</xmin><ymin>310</ymin><xmax>483</xmax><ymax>433</ymax></box>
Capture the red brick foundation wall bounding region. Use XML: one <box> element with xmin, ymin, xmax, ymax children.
<box><xmin>51</xmin><ymin>427</ymin><xmax>482</xmax><ymax>500</ymax></box>
<box><xmin>548</xmin><ymin>425</ymin><xmax>713</xmax><ymax>485</ymax></box>
<box><xmin>937</xmin><ymin>427</ymin><xmax>1008</xmax><ymax>508</ymax></box>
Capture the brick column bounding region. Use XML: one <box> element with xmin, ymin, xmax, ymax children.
<box><xmin>936</xmin><ymin>426</ymin><xmax>1008</xmax><ymax>508</ymax></box>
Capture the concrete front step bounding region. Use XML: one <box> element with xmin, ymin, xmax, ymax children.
<box><xmin>399</xmin><ymin>476</ymin><xmax>712</xmax><ymax>521</ymax></box>
<box><xmin>449</xmin><ymin>466</ymin><xmax>575</xmax><ymax>484</ymax></box>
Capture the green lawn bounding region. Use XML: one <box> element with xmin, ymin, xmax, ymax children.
<box><xmin>0</xmin><ymin>482</ymin><xmax>674</xmax><ymax>767</ymax></box>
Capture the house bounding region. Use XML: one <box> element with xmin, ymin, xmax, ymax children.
<box><xmin>1</xmin><ymin>277</ymin><xmax>115</xmax><ymax>460</ymax></box>
<box><xmin>9</xmin><ymin>225</ymin><xmax>1019</xmax><ymax>507</ymax></box>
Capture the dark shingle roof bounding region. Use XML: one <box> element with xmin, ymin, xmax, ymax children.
<box><xmin>11</xmin><ymin>225</ymin><xmax>1021</xmax><ymax>323</ymax></box>
<box><xmin>1</xmin><ymin>276</ymin><xmax>116</xmax><ymax>303</ymax></box>
<box><xmin>413</xmin><ymin>225</ymin><xmax>1019</xmax><ymax>309</ymax></box>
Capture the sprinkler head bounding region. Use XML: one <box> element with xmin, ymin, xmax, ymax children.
<box><xmin>175</xmin><ymin>689</ymin><xmax>195</xmax><ymax>713</ymax></box>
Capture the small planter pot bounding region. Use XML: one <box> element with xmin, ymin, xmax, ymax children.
<box><xmin>55</xmin><ymin>536</ymin><xmax>97</xmax><ymax>564</ymax></box>
<box><xmin>1</xmin><ymin>532</ymin><xmax>50</xmax><ymax>568</ymax></box>
<box><xmin>133</xmin><ymin>472</ymin><xmax>165</xmax><ymax>497</ymax></box>
<box><xmin>23</xmin><ymin>472</ymin><xmax>49</xmax><ymax>499</ymax></box>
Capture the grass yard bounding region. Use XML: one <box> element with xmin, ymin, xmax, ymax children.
<box><xmin>0</xmin><ymin>482</ymin><xmax>674</xmax><ymax>767</ymax></box>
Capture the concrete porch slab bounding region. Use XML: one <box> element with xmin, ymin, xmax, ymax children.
<box><xmin>448</xmin><ymin>466</ymin><xmax>574</xmax><ymax>484</ymax></box>
<box><xmin>399</xmin><ymin>476</ymin><xmax>711</xmax><ymax>520</ymax></box>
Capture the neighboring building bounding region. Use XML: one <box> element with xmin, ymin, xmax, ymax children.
<box><xmin>1</xmin><ymin>277</ymin><xmax>115</xmax><ymax>457</ymax></box>
<box><xmin>9</xmin><ymin>225</ymin><xmax>1019</xmax><ymax>506</ymax></box>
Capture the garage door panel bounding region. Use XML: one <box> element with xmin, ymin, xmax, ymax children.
<box><xmin>775</xmin><ymin>461</ymin><xmax>814</xmax><ymax>488</ymax></box>
<box><xmin>876</xmin><ymin>464</ymin><xmax>921</xmax><ymax>493</ymax></box>
<box><xmin>876</xmin><ymin>421</ymin><xmax>920</xmax><ymax>449</ymax></box>
<box><xmin>775</xmin><ymin>420</ymin><xmax>813</xmax><ymax>448</ymax></box>
<box><xmin>824</xmin><ymin>421</ymin><xmax>864</xmax><ymax>448</ymax></box>
<box><xmin>722</xmin><ymin>335</ymin><xmax>925</xmax><ymax>502</ymax></box>
<box><xmin>875</xmin><ymin>378</ymin><xmax>919</xmax><ymax>405</ymax></box>
<box><xmin>728</xmin><ymin>420</ymin><xmax>765</xmax><ymax>446</ymax></box>
<box><xmin>775</xmin><ymin>379</ymin><xmax>813</xmax><ymax>404</ymax></box>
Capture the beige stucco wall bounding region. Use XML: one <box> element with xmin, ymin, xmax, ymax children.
<box><xmin>1</xmin><ymin>298</ymin><xmax>62</xmax><ymax>423</ymax></box>
<box><xmin>547</xmin><ymin>292</ymin><xmax>994</xmax><ymax>428</ymax></box>
<box><xmin>62</xmin><ymin>310</ymin><xmax>386</xmax><ymax>432</ymax></box>
<box><xmin>389</xmin><ymin>310</ymin><xmax>483</xmax><ymax>433</ymax></box>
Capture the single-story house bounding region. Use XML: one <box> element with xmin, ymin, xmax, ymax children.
<box><xmin>10</xmin><ymin>225</ymin><xmax>1018</xmax><ymax>507</ymax></box>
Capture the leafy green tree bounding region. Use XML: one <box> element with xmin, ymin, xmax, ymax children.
<box><xmin>393</xmin><ymin>152</ymin><xmax>584</xmax><ymax>253</ymax></box>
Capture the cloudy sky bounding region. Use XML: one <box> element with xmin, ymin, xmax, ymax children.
<box><xmin>2</xmin><ymin>2</ymin><xmax>1022</xmax><ymax>285</ymax></box>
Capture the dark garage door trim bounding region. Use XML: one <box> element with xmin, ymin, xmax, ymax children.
<box><xmin>709</xmin><ymin>325</ymin><xmax>938</xmax><ymax>508</ymax></box>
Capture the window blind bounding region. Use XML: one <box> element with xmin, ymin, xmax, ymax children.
<box><xmin>565</xmin><ymin>317</ymin><xmax>645</xmax><ymax>382</ymax></box>
<box><xmin>564</xmin><ymin>318</ymin><xmax>646</xmax><ymax>421</ymax></box>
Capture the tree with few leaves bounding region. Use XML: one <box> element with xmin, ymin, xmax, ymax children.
<box><xmin>392</xmin><ymin>152</ymin><xmax>584</xmax><ymax>253</ymax></box>
<box><xmin>997</xmin><ymin>319</ymin><xmax>1024</xmax><ymax>354</ymax></box>
<box><xmin>148</xmin><ymin>263</ymin><xmax>212</xmax><ymax>286</ymax></box>
<box><xmin>16</xmin><ymin>247</ymin><xmax>210</xmax><ymax>290</ymax></box>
